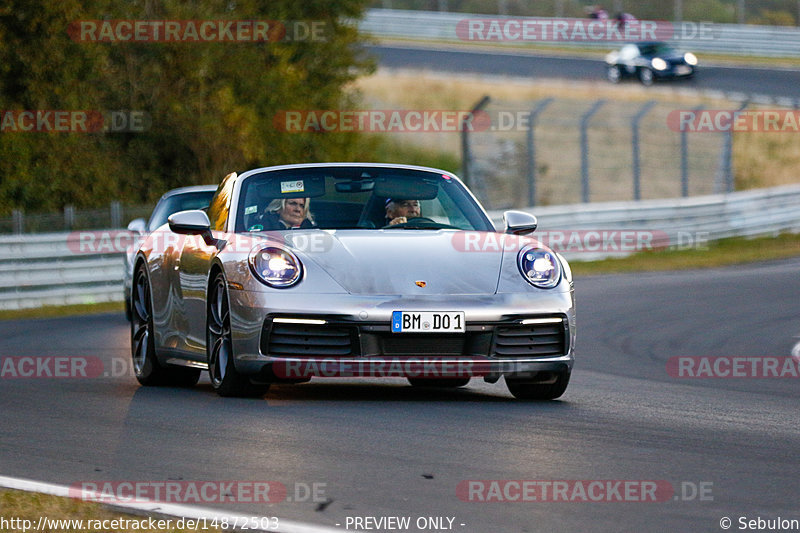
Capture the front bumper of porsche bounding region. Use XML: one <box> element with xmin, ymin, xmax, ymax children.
<box><xmin>228</xmin><ymin>290</ymin><xmax>575</xmax><ymax>381</ymax></box>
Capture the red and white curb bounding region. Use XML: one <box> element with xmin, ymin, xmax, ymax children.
<box><xmin>0</xmin><ymin>474</ymin><xmax>342</xmax><ymax>533</ymax></box>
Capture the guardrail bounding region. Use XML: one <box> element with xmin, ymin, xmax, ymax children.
<box><xmin>361</xmin><ymin>9</ymin><xmax>800</xmax><ymax>58</ymax></box>
<box><xmin>488</xmin><ymin>183</ymin><xmax>800</xmax><ymax>260</ymax></box>
<box><xmin>0</xmin><ymin>232</ymin><xmax>128</xmax><ymax>310</ymax></box>
<box><xmin>2</xmin><ymin>183</ymin><xmax>800</xmax><ymax>310</ymax></box>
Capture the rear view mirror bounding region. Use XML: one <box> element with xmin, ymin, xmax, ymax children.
<box><xmin>335</xmin><ymin>179</ymin><xmax>375</xmax><ymax>193</ymax></box>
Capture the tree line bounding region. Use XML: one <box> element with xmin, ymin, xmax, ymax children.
<box><xmin>0</xmin><ymin>0</ymin><xmax>375</xmax><ymax>216</ymax></box>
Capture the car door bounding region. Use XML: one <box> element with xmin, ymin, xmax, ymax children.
<box><xmin>175</xmin><ymin>175</ymin><xmax>234</xmax><ymax>359</ymax></box>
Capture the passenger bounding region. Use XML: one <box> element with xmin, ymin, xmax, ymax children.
<box><xmin>260</xmin><ymin>198</ymin><xmax>315</xmax><ymax>229</ymax></box>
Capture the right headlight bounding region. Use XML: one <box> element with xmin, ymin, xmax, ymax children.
<box><xmin>249</xmin><ymin>246</ymin><xmax>302</xmax><ymax>288</ymax></box>
<box><xmin>517</xmin><ymin>246</ymin><xmax>562</xmax><ymax>289</ymax></box>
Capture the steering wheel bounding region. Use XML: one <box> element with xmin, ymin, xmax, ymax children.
<box><xmin>382</xmin><ymin>216</ymin><xmax>436</xmax><ymax>229</ymax></box>
<box><xmin>382</xmin><ymin>217</ymin><xmax>460</xmax><ymax>230</ymax></box>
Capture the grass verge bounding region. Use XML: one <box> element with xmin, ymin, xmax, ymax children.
<box><xmin>0</xmin><ymin>301</ymin><xmax>123</xmax><ymax>321</ymax></box>
<box><xmin>0</xmin><ymin>489</ymin><xmax>222</xmax><ymax>533</ymax></box>
<box><xmin>570</xmin><ymin>232</ymin><xmax>800</xmax><ymax>275</ymax></box>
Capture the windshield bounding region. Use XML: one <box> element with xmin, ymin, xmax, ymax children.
<box><xmin>148</xmin><ymin>190</ymin><xmax>216</xmax><ymax>231</ymax></box>
<box><xmin>638</xmin><ymin>43</ymin><xmax>676</xmax><ymax>56</ymax></box>
<box><xmin>234</xmin><ymin>167</ymin><xmax>494</xmax><ymax>233</ymax></box>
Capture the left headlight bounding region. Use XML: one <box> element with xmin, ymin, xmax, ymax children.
<box><xmin>517</xmin><ymin>246</ymin><xmax>562</xmax><ymax>289</ymax></box>
<box><xmin>684</xmin><ymin>52</ymin><xmax>698</xmax><ymax>66</ymax></box>
<box><xmin>651</xmin><ymin>57</ymin><xmax>667</xmax><ymax>71</ymax></box>
<box><xmin>249</xmin><ymin>246</ymin><xmax>302</xmax><ymax>288</ymax></box>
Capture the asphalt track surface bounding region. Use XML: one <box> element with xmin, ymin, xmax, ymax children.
<box><xmin>1</xmin><ymin>259</ymin><xmax>799</xmax><ymax>532</ymax></box>
<box><xmin>369</xmin><ymin>44</ymin><xmax>800</xmax><ymax>101</ymax></box>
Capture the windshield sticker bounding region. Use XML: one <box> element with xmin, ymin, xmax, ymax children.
<box><xmin>244</xmin><ymin>205</ymin><xmax>258</xmax><ymax>215</ymax></box>
<box><xmin>281</xmin><ymin>180</ymin><xmax>304</xmax><ymax>193</ymax></box>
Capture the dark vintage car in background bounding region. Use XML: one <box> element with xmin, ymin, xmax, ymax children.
<box><xmin>605</xmin><ymin>41</ymin><xmax>697</xmax><ymax>85</ymax></box>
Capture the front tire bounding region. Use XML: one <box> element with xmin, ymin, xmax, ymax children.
<box><xmin>207</xmin><ymin>272</ymin><xmax>269</xmax><ymax>397</ymax></box>
<box><xmin>638</xmin><ymin>68</ymin><xmax>654</xmax><ymax>86</ymax></box>
<box><xmin>506</xmin><ymin>371</ymin><xmax>570</xmax><ymax>400</ymax></box>
<box><xmin>606</xmin><ymin>65</ymin><xmax>621</xmax><ymax>83</ymax></box>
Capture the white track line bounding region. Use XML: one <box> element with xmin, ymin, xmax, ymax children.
<box><xmin>0</xmin><ymin>475</ymin><xmax>342</xmax><ymax>533</ymax></box>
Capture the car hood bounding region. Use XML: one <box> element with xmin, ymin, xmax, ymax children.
<box><xmin>287</xmin><ymin>230</ymin><xmax>504</xmax><ymax>296</ymax></box>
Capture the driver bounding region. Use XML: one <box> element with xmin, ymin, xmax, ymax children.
<box><xmin>385</xmin><ymin>198</ymin><xmax>421</xmax><ymax>226</ymax></box>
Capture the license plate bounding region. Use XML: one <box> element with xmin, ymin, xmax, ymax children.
<box><xmin>391</xmin><ymin>311</ymin><xmax>465</xmax><ymax>333</ymax></box>
<box><xmin>676</xmin><ymin>65</ymin><xmax>691</xmax><ymax>75</ymax></box>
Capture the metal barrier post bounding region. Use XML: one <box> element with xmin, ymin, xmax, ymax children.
<box><xmin>64</xmin><ymin>205</ymin><xmax>75</xmax><ymax>230</ymax></box>
<box><xmin>460</xmin><ymin>95</ymin><xmax>491</xmax><ymax>189</ymax></box>
<box><xmin>12</xmin><ymin>210</ymin><xmax>23</xmax><ymax>234</ymax></box>
<box><xmin>526</xmin><ymin>98</ymin><xmax>554</xmax><ymax>207</ymax></box>
<box><xmin>632</xmin><ymin>100</ymin><xmax>656</xmax><ymax>201</ymax></box>
<box><xmin>580</xmin><ymin>99</ymin><xmax>606</xmax><ymax>203</ymax></box>
<box><xmin>681</xmin><ymin>105</ymin><xmax>704</xmax><ymax>197</ymax></box>
<box><xmin>724</xmin><ymin>100</ymin><xmax>749</xmax><ymax>193</ymax></box>
<box><xmin>111</xmin><ymin>201</ymin><xmax>122</xmax><ymax>228</ymax></box>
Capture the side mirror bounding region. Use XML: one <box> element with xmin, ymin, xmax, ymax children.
<box><xmin>126</xmin><ymin>218</ymin><xmax>147</xmax><ymax>235</ymax></box>
<box><xmin>168</xmin><ymin>210</ymin><xmax>215</xmax><ymax>245</ymax></box>
<box><xmin>503</xmin><ymin>210</ymin><xmax>538</xmax><ymax>236</ymax></box>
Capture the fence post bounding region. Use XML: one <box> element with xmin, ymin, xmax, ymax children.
<box><xmin>64</xmin><ymin>205</ymin><xmax>75</xmax><ymax>230</ymax></box>
<box><xmin>526</xmin><ymin>98</ymin><xmax>554</xmax><ymax>207</ymax></box>
<box><xmin>631</xmin><ymin>100</ymin><xmax>656</xmax><ymax>201</ymax></box>
<box><xmin>681</xmin><ymin>105</ymin><xmax>704</xmax><ymax>197</ymax></box>
<box><xmin>460</xmin><ymin>95</ymin><xmax>491</xmax><ymax>190</ymax></box>
<box><xmin>722</xmin><ymin>99</ymin><xmax>749</xmax><ymax>193</ymax></box>
<box><xmin>12</xmin><ymin>210</ymin><xmax>23</xmax><ymax>234</ymax></box>
<box><xmin>580</xmin><ymin>99</ymin><xmax>606</xmax><ymax>203</ymax></box>
<box><xmin>111</xmin><ymin>201</ymin><xmax>122</xmax><ymax>228</ymax></box>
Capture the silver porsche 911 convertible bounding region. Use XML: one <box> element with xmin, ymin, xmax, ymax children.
<box><xmin>131</xmin><ymin>163</ymin><xmax>575</xmax><ymax>399</ymax></box>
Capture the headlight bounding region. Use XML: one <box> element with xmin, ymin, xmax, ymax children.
<box><xmin>684</xmin><ymin>52</ymin><xmax>698</xmax><ymax>66</ymax></box>
<box><xmin>249</xmin><ymin>246</ymin><xmax>302</xmax><ymax>288</ymax></box>
<box><xmin>651</xmin><ymin>57</ymin><xmax>667</xmax><ymax>71</ymax></box>
<box><xmin>517</xmin><ymin>246</ymin><xmax>562</xmax><ymax>289</ymax></box>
